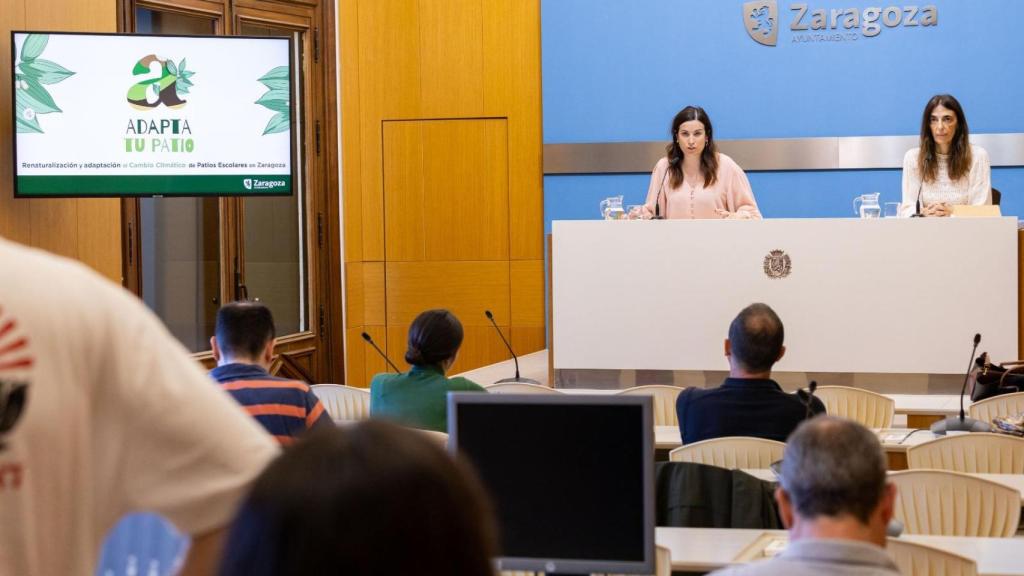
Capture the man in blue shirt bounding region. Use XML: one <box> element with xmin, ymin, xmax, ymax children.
<box><xmin>676</xmin><ymin>303</ymin><xmax>825</xmax><ymax>444</ymax></box>
<box><xmin>210</xmin><ymin>302</ymin><xmax>332</xmax><ymax>444</ymax></box>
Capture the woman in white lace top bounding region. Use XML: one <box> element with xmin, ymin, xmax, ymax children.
<box><xmin>900</xmin><ymin>94</ymin><xmax>991</xmax><ymax>217</ymax></box>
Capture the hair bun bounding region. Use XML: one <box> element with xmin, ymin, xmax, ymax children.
<box><xmin>404</xmin><ymin>347</ymin><xmax>424</xmax><ymax>365</ymax></box>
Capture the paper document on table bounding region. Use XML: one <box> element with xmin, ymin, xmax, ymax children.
<box><xmin>876</xmin><ymin>429</ymin><xmax>914</xmax><ymax>443</ymax></box>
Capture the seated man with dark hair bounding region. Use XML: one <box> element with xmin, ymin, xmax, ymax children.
<box><xmin>711</xmin><ymin>417</ymin><xmax>900</xmax><ymax>575</ymax></box>
<box><xmin>676</xmin><ymin>303</ymin><xmax>824</xmax><ymax>444</ymax></box>
<box><xmin>210</xmin><ymin>301</ymin><xmax>332</xmax><ymax>444</ymax></box>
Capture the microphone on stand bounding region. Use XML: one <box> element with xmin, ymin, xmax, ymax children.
<box><xmin>931</xmin><ymin>333</ymin><xmax>992</xmax><ymax>435</ymax></box>
<box><xmin>484</xmin><ymin>310</ymin><xmax>541</xmax><ymax>385</ymax></box>
<box><xmin>653</xmin><ymin>170</ymin><xmax>668</xmax><ymax>220</ymax></box>
<box><xmin>796</xmin><ymin>380</ymin><xmax>819</xmax><ymax>420</ymax></box>
<box><xmin>911</xmin><ymin>182</ymin><xmax>924</xmax><ymax>217</ymax></box>
<box><xmin>361</xmin><ymin>332</ymin><xmax>400</xmax><ymax>373</ymax></box>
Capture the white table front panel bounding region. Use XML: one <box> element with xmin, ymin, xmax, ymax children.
<box><xmin>552</xmin><ymin>218</ymin><xmax>1017</xmax><ymax>373</ymax></box>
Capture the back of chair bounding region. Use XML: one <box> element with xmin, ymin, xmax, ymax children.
<box><xmin>814</xmin><ymin>386</ymin><xmax>894</xmax><ymax>428</ymax></box>
<box><xmin>991</xmin><ymin>187</ymin><xmax>1002</xmax><ymax>206</ymax></box>
<box><xmin>889</xmin><ymin>469</ymin><xmax>1019</xmax><ymax>537</ymax></box>
<box><xmin>887</xmin><ymin>538</ymin><xmax>978</xmax><ymax>576</ymax></box>
<box><xmin>310</xmin><ymin>384</ymin><xmax>370</xmax><ymax>422</ymax></box>
<box><xmin>907</xmin><ymin>433</ymin><xmax>1024</xmax><ymax>473</ymax></box>
<box><xmin>485</xmin><ymin>382</ymin><xmax>562</xmax><ymax>394</ymax></box>
<box><xmin>616</xmin><ymin>385</ymin><xmax>683</xmax><ymax>426</ymax></box>
<box><xmin>969</xmin><ymin>391</ymin><xmax>1024</xmax><ymax>424</ymax></box>
<box><xmin>668</xmin><ymin>437</ymin><xmax>785</xmax><ymax>469</ymax></box>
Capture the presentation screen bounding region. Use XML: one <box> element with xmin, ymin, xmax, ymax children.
<box><xmin>11</xmin><ymin>31</ymin><xmax>294</xmax><ymax>197</ymax></box>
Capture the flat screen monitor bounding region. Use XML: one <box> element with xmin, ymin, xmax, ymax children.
<box><xmin>448</xmin><ymin>393</ymin><xmax>655</xmax><ymax>575</ymax></box>
<box><xmin>11</xmin><ymin>31</ymin><xmax>294</xmax><ymax>197</ymax></box>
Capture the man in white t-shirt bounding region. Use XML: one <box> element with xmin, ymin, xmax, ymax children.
<box><xmin>0</xmin><ymin>236</ymin><xmax>279</xmax><ymax>575</ymax></box>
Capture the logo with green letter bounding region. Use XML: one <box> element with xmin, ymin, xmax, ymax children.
<box><xmin>126</xmin><ymin>54</ymin><xmax>195</xmax><ymax>110</ymax></box>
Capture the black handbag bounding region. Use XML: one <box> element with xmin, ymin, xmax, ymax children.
<box><xmin>970</xmin><ymin>352</ymin><xmax>1024</xmax><ymax>402</ymax></box>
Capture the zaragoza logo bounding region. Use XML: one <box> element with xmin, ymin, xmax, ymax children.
<box><xmin>744</xmin><ymin>1</ymin><xmax>779</xmax><ymax>46</ymax></box>
<box><xmin>126</xmin><ymin>54</ymin><xmax>195</xmax><ymax>110</ymax></box>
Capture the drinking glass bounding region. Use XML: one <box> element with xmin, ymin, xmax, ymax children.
<box><xmin>883</xmin><ymin>202</ymin><xmax>900</xmax><ymax>218</ymax></box>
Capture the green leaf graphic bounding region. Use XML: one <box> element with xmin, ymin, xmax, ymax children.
<box><xmin>263</xmin><ymin>112</ymin><xmax>289</xmax><ymax>135</ymax></box>
<box><xmin>20</xmin><ymin>59</ymin><xmax>75</xmax><ymax>85</ymax></box>
<box><xmin>257</xmin><ymin>67</ymin><xmax>290</xmax><ymax>136</ymax></box>
<box><xmin>174</xmin><ymin>58</ymin><xmax>195</xmax><ymax>100</ymax></box>
<box><xmin>20</xmin><ymin>34</ymin><xmax>48</xmax><ymax>62</ymax></box>
<box><xmin>166</xmin><ymin>59</ymin><xmax>177</xmax><ymax>75</ymax></box>
<box><xmin>259</xmin><ymin>66</ymin><xmax>289</xmax><ymax>82</ymax></box>
<box><xmin>255</xmin><ymin>89</ymin><xmax>289</xmax><ymax>113</ymax></box>
<box><xmin>14</xmin><ymin>98</ymin><xmax>43</xmax><ymax>133</ymax></box>
<box><xmin>13</xmin><ymin>35</ymin><xmax>72</xmax><ymax>133</ymax></box>
<box><xmin>19</xmin><ymin>78</ymin><xmax>61</xmax><ymax>114</ymax></box>
<box><xmin>259</xmin><ymin>77</ymin><xmax>289</xmax><ymax>91</ymax></box>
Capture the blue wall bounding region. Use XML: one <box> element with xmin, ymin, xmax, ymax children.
<box><xmin>542</xmin><ymin>0</ymin><xmax>1024</xmax><ymax>227</ymax></box>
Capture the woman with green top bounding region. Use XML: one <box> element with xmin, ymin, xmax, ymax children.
<box><xmin>370</xmin><ymin>309</ymin><xmax>487</xmax><ymax>432</ymax></box>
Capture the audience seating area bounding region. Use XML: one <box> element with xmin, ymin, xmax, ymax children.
<box><xmin>907</xmin><ymin>433</ymin><xmax>1024</xmax><ymax>474</ymax></box>
<box><xmin>814</xmin><ymin>385</ymin><xmax>895</xmax><ymax>428</ymax></box>
<box><xmin>615</xmin><ymin>385</ymin><xmax>683</xmax><ymax>426</ymax></box>
<box><xmin>302</xmin><ymin>377</ymin><xmax>1024</xmax><ymax>574</ymax></box>
<box><xmin>969</xmin><ymin>391</ymin><xmax>1024</xmax><ymax>423</ymax></box>
<box><xmin>668</xmin><ymin>437</ymin><xmax>785</xmax><ymax>469</ymax></box>
<box><xmin>889</xmin><ymin>470</ymin><xmax>1020</xmax><ymax>537</ymax></box>
<box><xmin>886</xmin><ymin>538</ymin><xmax>979</xmax><ymax>576</ymax></box>
<box><xmin>310</xmin><ymin>384</ymin><xmax>370</xmax><ymax>422</ymax></box>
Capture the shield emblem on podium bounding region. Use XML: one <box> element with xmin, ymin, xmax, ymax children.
<box><xmin>744</xmin><ymin>1</ymin><xmax>778</xmax><ymax>46</ymax></box>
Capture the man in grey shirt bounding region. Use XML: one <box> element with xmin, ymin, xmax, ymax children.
<box><xmin>712</xmin><ymin>416</ymin><xmax>900</xmax><ymax>576</ymax></box>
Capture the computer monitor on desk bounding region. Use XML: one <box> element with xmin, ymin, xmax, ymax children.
<box><xmin>448</xmin><ymin>394</ymin><xmax>655</xmax><ymax>575</ymax></box>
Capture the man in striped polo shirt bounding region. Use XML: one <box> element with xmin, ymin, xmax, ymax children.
<box><xmin>210</xmin><ymin>301</ymin><xmax>332</xmax><ymax>444</ymax></box>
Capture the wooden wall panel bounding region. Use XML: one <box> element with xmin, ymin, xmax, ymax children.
<box><xmin>341</xmin><ymin>0</ymin><xmax>542</xmax><ymax>380</ymax></box>
<box><xmin>356</xmin><ymin>0</ymin><xmax>421</xmax><ymax>261</ymax></box>
<box><xmin>345</xmin><ymin>261</ymin><xmax>386</xmax><ymax>327</ymax></box>
<box><xmin>418</xmin><ymin>0</ymin><xmax>483</xmax><ymax>117</ymax></box>
<box><xmin>0</xmin><ymin>1</ymin><xmax>121</xmax><ymax>282</ymax></box>
<box><xmin>382</xmin><ymin>121</ymin><xmax>426</xmax><ymax>261</ymax></box>
<box><xmin>346</xmin><ymin>325</ymin><xmax>388</xmax><ymax>388</ymax></box>
<box><xmin>384</xmin><ymin>119</ymin><xmax>509</xmax><ymax>262</ymax></box>
<box><xmin>340</xmin><ymin>0</ymin><xmax>363</xmax><ymax>262</ymax></box>
<box><xmin>76</xmin><ymin>198</ymin><xmax>121</xmax><ymax>280</ymax></box>
<box><xmin>483</xmin><ymin>0</ymin><xmax>542</xmax><ymax>260</ymax></box>
<box><xmin>363</xmin><ymin>261</ymin><xmax>386</xmax><ymax>326</ymax></box>
<box><xmin>385</xmin><ymin>260</ymin><xmax>510</xmax><ymax>327</ymax></box>
<box><xmin>511</xmin><ymin>326</ymin><xmax>546</xmax><ymax>357</ymax></box>
<box><xmin>420</xmin><ymin>119</ymin><xmax>508</xmax><ymax>261</ymax></box>
<box><xmin>510</xmin><ymin>259</ymin><xmax>544</xmax><ymax>327</ymax></box>
<box><xmin>345</xmin><ymin>262</ymin><xmax>366</xmax><ymax>326</ymax></box>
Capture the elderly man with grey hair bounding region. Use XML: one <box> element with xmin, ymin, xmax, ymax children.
<box><xmin>711</xmin><ymin>416</ymin><xmax>901</xmax><ymax>576</ymax></box>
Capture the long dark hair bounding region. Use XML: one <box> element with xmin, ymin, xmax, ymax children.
<box><xmin>219</xmin><ymin>422</ymin><xmax>499</xmax><ymax>576</ymax></box>
<box><xmin>666</xmin><ymin>105</ymin><xmax>719</xmax><ymax>189</ymax></box>
<box><xmin>405</xmin><ymin>309</ymin><xmax>464</xmax><ymax>368</ymax></box>
<box><xmin>917</xmin><ymin>94</ymin><xmax>972</xmax><ymax>184</ymax></box>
